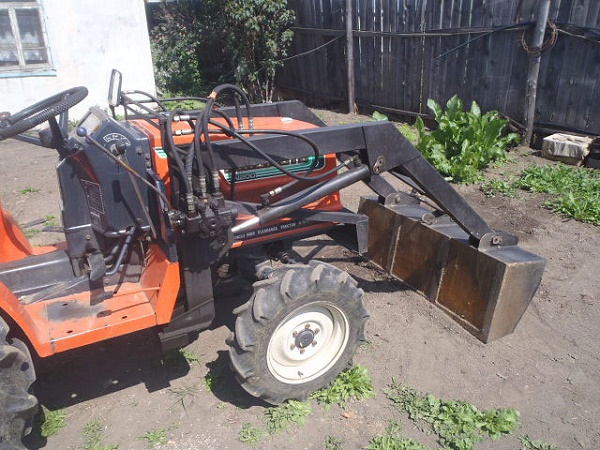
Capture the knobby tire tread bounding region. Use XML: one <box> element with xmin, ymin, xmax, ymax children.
<box><xmin>228</xmin><ymin>261</ymin><xmax>369</xmax><ymax>405</ymax></box>
<box><xmin>0</xmin><ymin>317</ymin><xmax>37</xmax><ymax>450</ymax></box>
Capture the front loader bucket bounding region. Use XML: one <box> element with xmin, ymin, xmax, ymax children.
<box><xmin>359</xmin><ymin>196</ymin><xmax>545</xmax><ymax>343</ymax></box>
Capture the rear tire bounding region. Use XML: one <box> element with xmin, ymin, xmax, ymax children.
<box><xmin>0</xmin><ymin>317</ymin><xmax>37</xmax><ymax>450</ymax></box>
<box><xmin>228</xmin><ymin>261</ymin><xmax>369</xmax><ymax>405</ymax></box>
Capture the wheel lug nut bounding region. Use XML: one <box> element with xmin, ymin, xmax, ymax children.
<box><xmin>305</xmin><ymin>324</ymin><xmax>311</xmax><ymax>329</ymax></box>
<box><xmin>312</xmin><ymin>340</ymin><xmax>317</xmax><ymax>346</ymax></box>
<box><xmin>290</xmin><ymin>344</ymin><xmax>295</xmax><ymax>350</ymax></box>
<box><xmin>300</xmin><ymin>348</ymin><xmax>305</xmax><ymax>354</ymax></box>
<box><xmin>292</xmin><ymin>331</ymin><xmax>298</xmax><ymax>337</ymax></box>
<box><xmin>314</xmin><ymin>328</ymin><xmax>320</xmax><ymax>335</ymax></box>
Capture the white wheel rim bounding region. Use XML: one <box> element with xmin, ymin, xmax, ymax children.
<box><xmin>266</xmin><ymin>301</ymin><xmax>349</xmax><ymax>384</ymax></box>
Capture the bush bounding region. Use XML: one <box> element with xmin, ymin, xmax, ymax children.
<box><xmin>217</xmin><ymin>0</ymin><xmax>295</xmax><ymax>103</ymax></box>
<box><xmin>416</xmin><ymin>96</ymin><xmax>519</xmax><ymax>183</ymax></box>
<box><xmin>149</xmin><ymin>0</ymin><xmax>295</xmax><ymax>103</ymax></box>
<box><xmin>150</xmin><ymin>3</ymin><xmax>207</xmax><ymax>96</ymax></box>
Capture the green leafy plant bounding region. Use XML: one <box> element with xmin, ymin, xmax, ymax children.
<box><xmin>415</xmin><ymin>96</ymin><xmax>519</xmax><ymax>183</ymax></box>
<box><xmin>366</xmin><ymin>421</ymin><xmax>430</xmax><ymax>450</ymax></box>
<box><xmin>238</xmin><ymin>422</ymin><xmax>268</xmax><ymax>445</ymax></box>
<box><xmin>177</xmin><ymin>348</ymin><xmax>201</xmax><ymax>364</ymax></box>
<box><xmin>161</xmin><ymin>348</ymin><xmax>201</xmax><ymax>367</ymax></box>
<box><xmin>264</xmin><ymin>400</ymin><xmax>312</xmax><ymax>434</ymax></box>
<box><xmin>138</xmin><ymin>428</ymin><xmax>168</xmax><ymax>448</ymax></box>
<box><xmin>311</xmin><ymin>364</ymin><xmax>375</xmax><ymax>408</ymax></box>
<box><xmin>82</xmin><ymin>420</ymin><xmax>118</xmax><ymax>450</ymax></box>
<box><xmin>39</xmin><ymin>406</ymin><xmax>66</xmax><ymax>438</ymax></box>
<box><xmin>514</xmin><ymin>164</ymin><xmax>600</xmax><ymax>225</ymax></box>
<box><xmin>385</xmin><ymin>383</ymin><xmax>519</xmax><ymax>450</ymax></box>
<box><xmin>397</xmin><ymin>122</ymin><xmax>419</xmax><ymax>145</ymax></box>
<box><xmin>480</xmin><ymin>179</ymin><xmax>518</xmax><ymax>198</ymax></box>
<box><xmin>371</xmin><ymin>111</ymin><xmax>388</xmax><ymax>121</ymax></box>
<box><xmin>519</xmin><ymin>435</ymin><xmax>559</xmax><ymax>450</ymax></box>
<box><xmin>237</xmin><ymin>400</ymin><xmax>312</xmax><ymax>444</ymax></box>
<box><xmin>204</xmin><ymin>372</ymin><xmax>222</xmax><ymax>392</ymax></box>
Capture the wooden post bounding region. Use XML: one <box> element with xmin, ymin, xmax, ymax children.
<box><xmin>524</xmin><ymin>0</ymin><xmax>551</xmax><ymax>146</ymax></box>
<box><xmin>346</xmin><ymin>0</ymin><xmax>355</xmax><ymax>114</ymax></box>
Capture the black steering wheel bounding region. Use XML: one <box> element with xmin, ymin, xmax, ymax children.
<box><xmin>0</xmin><ymin>86</ymin><xmax>88</xmax><ymax>141</ymax></box>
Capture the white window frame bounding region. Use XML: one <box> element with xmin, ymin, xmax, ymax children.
<box><xmin>0</xmin><ymin>1</ymin><xmax>52</xmax><ymax>74</ymax></box>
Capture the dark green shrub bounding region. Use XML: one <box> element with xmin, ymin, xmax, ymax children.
<box><xmin>149</xmin><ymin>0</ymin><xmax>294</xmax><ymax>103</ymax></box>
<box><xmin>150</xmin><ymin>3</ymin><xmax>207</xmax><ymax>96</ymax></box>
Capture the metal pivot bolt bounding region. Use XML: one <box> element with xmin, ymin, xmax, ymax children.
<box><xmin>372</xmin><ymin>156</ymin><xmax>386</xmax><ymax>174</ymax></box>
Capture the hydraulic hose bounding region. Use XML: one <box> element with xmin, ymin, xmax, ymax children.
<box><xmin>201</xmin><ymin>84</ymin><xmax>254</xmax><ymax>193</ymax></box>
<box><xmin>231</xmin><ymin>164</ymin><xmax>370</xmax><ymax>234</ymax></box>
<box><xmin>105</xmin><ymin>227</ymin><xmax>136</xmax><ymax>276</ymax></box>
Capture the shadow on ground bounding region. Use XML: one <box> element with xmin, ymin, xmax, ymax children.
<box><xmin>23</xmin><ymin>329</ymin><xmax>191</xmax><ymax>449</ymax></box>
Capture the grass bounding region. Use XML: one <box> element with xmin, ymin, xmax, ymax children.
<box><xmin>44</xmin><ymin>214</ymin><xmax>59</xmax><ymax>227</ymax></box>
<box><xmin>82</xmin><ymin>420</ymin><xmax>118</xmax><ymax>450</ymax></box>
<box><xmin>397</xmin><ymin>122</ymin><xmax>419</xmax><ymax>145</ymax></box>
<box><xmin>23</xmin><ymin>228</ymin><xmax>40</xmax><ymax>239</ymax></box>
<box><xmin>18</xmin><ymin>186</ymin><xmax>40</xmax><ymax>195</ymax></box>
<box><xmin>369</xmin><ymin>110</ymin><xmax>419</xmax><ymax>145</ymax></box>
<box><xmin>39</xmin><ymin>406</ymin><xmax>66</xmax><ymax>438</ymax></box>
<box><xmin>167</xmin><ymin>384</ymin><xmax>199</xmax><ymax>412</ymax></box>
<box><xmin>311</xmin><ymin>364</ymin><xmax>375</xmax><ymax>408</ymax></box>
<box><xmin>138</xmin><ymin>428</ymin><xmax>168</xmax><ymax>448</ymax></box>
<box><xmin>385</xmin><ymin>382</ymin><xmax>520</xmax><ymax>450</ymax></box>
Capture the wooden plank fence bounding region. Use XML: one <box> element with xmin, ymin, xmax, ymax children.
<box><xmin>278</xmin><ymin>0</ymin><xmax>600</xmax><ymax>137</ymax></box>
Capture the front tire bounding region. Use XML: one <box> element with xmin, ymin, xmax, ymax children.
<box><xmin>0</xmin><ymin>317</ymin><xmax>38</xmax><ymax>450</ymax></box>
<box><xmin>228</xmin><ymin>261</ymin><xmax>369</xmax><ymax>405</ymax></box>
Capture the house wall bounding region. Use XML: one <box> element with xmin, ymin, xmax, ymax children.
<box><xmin>0</xmin><ymin>0</ymin><xmax>155</xmax><ymax>119</ymax></box>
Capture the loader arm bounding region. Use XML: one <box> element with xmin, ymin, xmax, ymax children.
<box><xmin>210</xmin><ymin>119</ymin><xmax>544</xmax><ymax>343</ymax></box>
<box><xmin>212</xmin><ymin>121</ymin><xmax>495</xmax><ymax>246</ymax></box>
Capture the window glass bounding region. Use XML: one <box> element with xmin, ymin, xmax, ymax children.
<box><xmin>0</xmin><ymin>9</ymin><xmax>18</xmax><ymax>66</ymax></box>
<box><xmin>0</xmin><ymin>2</ymin><xmax>50</xmax><ymax>71</ymax></box>
<box><xmin>16</xmin><ymin>8</ymin><xmax>46</xmax><ymax>63</ymax></box>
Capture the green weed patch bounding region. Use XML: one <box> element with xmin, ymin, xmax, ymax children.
<box><xmin>514</xmin><ymin>165</ymin><xmax>600</xmax><ymax>225</ymax></box>
<box><xmin>385</xmin><ymin>383</ymin><xmax>519</xmax><ymax>450</ymax></box>
<box><xmin>311</xmin><ymin>364</ymin><xmax>375</xmax><ymax>407</ymax></box>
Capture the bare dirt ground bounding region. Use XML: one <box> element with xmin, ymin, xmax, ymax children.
<box><xmin>0</xmin><ymin>110</ymin><xmax>598</xmax><ymax>450</ymax></box>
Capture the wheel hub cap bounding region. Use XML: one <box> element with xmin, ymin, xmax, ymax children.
<box><xmin>267</xmin><ymin>301</ymin><xmax>350</xmax><ymax>384</ymax></box>
<box><xmin>295</xmin><ymin>328</ymin><xmax>315</xmax><ymax>349</ymax></box>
